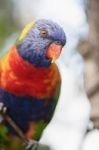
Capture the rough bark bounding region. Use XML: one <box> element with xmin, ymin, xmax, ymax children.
<box><xmin>79</xmin><ymin>0</ymin><xmax>99</xmax><ymax>128</ymax></box>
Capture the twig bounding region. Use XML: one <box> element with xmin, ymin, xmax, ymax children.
<box><xmin>0</xmin><ymin>113</ymin><xmax>38</xmax><ymax>150</ymax></box>
<box><xmin>4</xmin><ymin>114</ymin><xmax>27</xmax><ymax>143</ymax></box>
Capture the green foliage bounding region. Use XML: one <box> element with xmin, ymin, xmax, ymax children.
<box><xmin>0</xmin><ymin>125</ymin><xmax>24</xmax><ymax>150</ymax></box>
<box><xmin>0</xmin><ymin>125</ymin><xmax>10</xmax><ymax>150</ymax></box>
<box><xmin>0</xmin><ymin>19</ymin><xmax>17</xmax><ymax>48</ymax></box>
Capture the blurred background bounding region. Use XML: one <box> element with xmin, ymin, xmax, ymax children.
<box><xmin>0</xmin><ymin>0</ymin><xmax>99</xmax><ymax>128</ymax></box>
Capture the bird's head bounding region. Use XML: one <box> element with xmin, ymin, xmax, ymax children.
<box><xmin>16</xmin><ymin>19</ymin><xmax>66</xmax><ymax>67</ymax></box>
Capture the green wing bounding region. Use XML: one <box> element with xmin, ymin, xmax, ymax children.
<box><xmin>33</xmin><ymin>84</ymin><xmax>61</xmax><ymax>140</ymax></box>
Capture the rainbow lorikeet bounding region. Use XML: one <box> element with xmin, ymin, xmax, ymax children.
<box><xmin>0</xmin><ymin>19</ymin><xmax>66</xmax><ymax>149</ymax></box>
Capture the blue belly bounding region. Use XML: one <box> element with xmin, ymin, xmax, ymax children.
<box><xmin>0</xmin><ymin>88</ymin><xmax>55</xmax><ymax>134</ymax></box>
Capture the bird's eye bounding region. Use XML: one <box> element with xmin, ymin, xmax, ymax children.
<box><xmin>54</xmin><ymin>41</ymin><xmax>62</xmax><ymax>45</ymax></box>
<box><xmin>40</xmin><ymin>30</ymin><xmax>48</xmax><ymax>38</ymax></box>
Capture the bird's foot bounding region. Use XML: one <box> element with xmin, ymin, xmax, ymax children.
<box><xmin>0</xmin><ymin>102</ymin><xmax>7</xmax><ymax>115</ymax></box>
<box><xmin>24</xmin><ymin>140</ymin><xmax>38</xmax><ymax>150</ymax></box>
<box><xmin>0</xmin><ymin>102</ymin><xmax>7</xmax><ymax>123</ymax></box>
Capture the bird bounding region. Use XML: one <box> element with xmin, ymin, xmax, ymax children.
<box><xmin>9</xmin><ymin>1</ymin><xmax>91</xmax><ymax>150</ymax></box>
<box><xmin>0</xmin><ymin>19</ymin><xmax>66</xmax><ymax>149</ymax></box>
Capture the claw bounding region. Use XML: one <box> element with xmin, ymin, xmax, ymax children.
<box><xmin>0</xmin><ymin>102</ymin><xmax>7</xmax><ymax>123</ymax></box>
<box><xmin>24</xmin><ymin>140</ymin><xmax>38</xmax><ymax>150</ymax></box>
<box><xmin>0</xmin><ymin>102</ymin><xmax>7</xmax><ymax>115</ymax></box>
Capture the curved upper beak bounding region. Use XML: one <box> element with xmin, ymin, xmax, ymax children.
<box><xmin>46</xmin><ymin>43</ymin><xmax>63</xmax><ymax>63</ymax></box>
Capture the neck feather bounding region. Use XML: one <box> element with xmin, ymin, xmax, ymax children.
<box><xmin>9</xmin><ymin>46</ymin><xmax>52</xmax><ymax>79</ymax></box>
<box><xmin>0</xmin><ymin>46</ymin><xmax>61</xmax><ymax>99</ymax></box>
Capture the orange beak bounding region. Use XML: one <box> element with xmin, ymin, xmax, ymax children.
<box><xmin>46</xmin><ymin>43</ymin><xmax>62</xmax><ymax>63</ymax></box>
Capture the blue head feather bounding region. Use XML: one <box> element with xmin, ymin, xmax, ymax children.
<box><xmin>17</xmin><ymin>19</ymin><xmax>66</xmax><ymax>67</ymax></box>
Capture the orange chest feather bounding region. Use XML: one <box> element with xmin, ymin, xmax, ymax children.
<box><xmin>0</xmin><ymin>46</ymin><xmax>61</xmax><ymax>99</ymax></box>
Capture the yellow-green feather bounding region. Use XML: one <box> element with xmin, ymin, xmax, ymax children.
<box><xmin>16</xmin><ymin>20</ymin><xmax>35</xmax><ymax>45</ymax></box>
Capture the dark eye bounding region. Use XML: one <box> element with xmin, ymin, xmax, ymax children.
<box><xmin>54</xmin><ymin>41</ymin><xmax>62</xmax><ymax>45</ymax></box>
<box><xmin>40</xmin><ymin>30</ymin><xmax>48</xmax><ymax>38</ymax></box>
